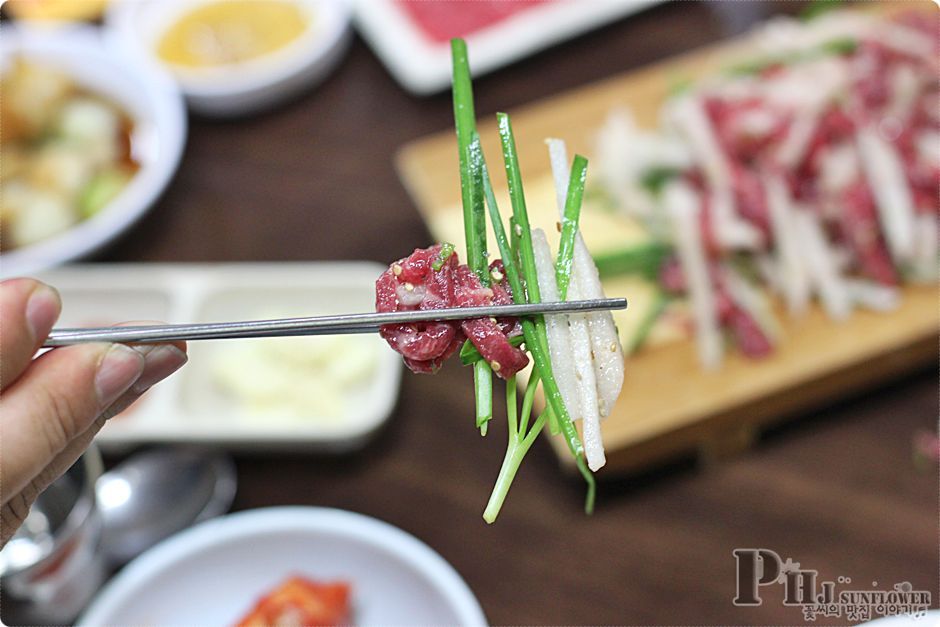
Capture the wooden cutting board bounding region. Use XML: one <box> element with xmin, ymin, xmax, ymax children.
<box><xmin>394</xmin><ymin>11</ymin><xmax>939</xmax><ymax>475</ymax></box>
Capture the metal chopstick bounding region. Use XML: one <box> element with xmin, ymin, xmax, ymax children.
<box><xmin>43</xmin><ymin>298</ymin><xmax>627</xmax><ymax>346</ymax></box>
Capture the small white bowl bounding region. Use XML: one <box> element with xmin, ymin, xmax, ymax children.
<box><xmin>106</xmin><ymin>0</ymin><xmax>352</xmax><ymax>117</ymax></box>
<box><xmin>0</xmin><ymin>27</ymin><xmax>187</xmax><ymax>278</ymax></box>
<box><xmin>78</xmin><ymin>507</ymin><xmax>488</xmax><ymax>626</ymax></box>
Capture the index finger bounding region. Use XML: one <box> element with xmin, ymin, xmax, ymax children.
<box><xmin>1</xmin><ymin>279</ymin><xmax>61</xmax><ymax>391</ymax></box>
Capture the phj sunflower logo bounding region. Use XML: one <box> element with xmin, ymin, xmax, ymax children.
<box><xmin>733</xmin><ymin>548</ymin><xmax>932</xmax><ymax>622</ymax></box>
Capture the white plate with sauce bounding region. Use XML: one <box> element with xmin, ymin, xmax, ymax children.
<box><xmin>78</xmin><ymin>507</ymin><xmax>487</xmax><ymax>627</ymax></box>
<box><xmin>37</xmin><ymin>262</ymin><xmax>402</xmax><ymax>452</ymax></box>
<box><xmin>106</xmin><ymin>0</ymin><xmax>352</xmax><ymax>116</ymax></box>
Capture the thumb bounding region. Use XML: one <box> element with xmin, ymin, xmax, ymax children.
<box><xmin>0</xmin><ymin>343</ymin><xmax>144</xmax><ymax>499</ymax></box>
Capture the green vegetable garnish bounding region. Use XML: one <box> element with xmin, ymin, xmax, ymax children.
<box><xmin>78</xmin><ymin>168</ymin><xmax>131</xmax><ymax>218</ymax></box>
<box><xmin>451</xmin><ymin>39</ymin><xmax>493</xmax><ymax>435</ymax></box>
<box><xmin>447</xmin><ymin>41</ymin><xmax>597</xmax><ymax>523</ymax></box>
<box><xmin>431</xmin><ymin>242</ymin><xmax>456</xmax><ymax>271</ymax></box>
<box><xmin>593</xmin><ymin>240</ymin><xmax>672</xmax><ymax>279</ymax></box>
<box><xmin>725</xmin><ymin>37</ymin><xmax>858</xmax><ymax>77</ymax></box>
<box><xmin>555</xmin><ymin>154</ymin><xmax>588</xmax><ymax>299</ymax></box>
<box><xmin>639</xmin><ymin>166</ymin><xmax>682</xmax><ymax>197</ymax></box>
<box><xmin>494</xmin><ymin>113</ymin><xmax>595</xmax><ymax>518</ymax></box>
<box><xmin>800</xmin><ymin>0</ymin><xmax>844</xmax><ymax>21</ymax></box>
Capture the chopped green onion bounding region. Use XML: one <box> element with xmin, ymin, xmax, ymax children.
<box><xmin>593</xmin><ymin>241</ymin><xmax>672</xmax><ymax>279</ymax></box>
<box><xmin>431</xmin><ymin>242</ymin><xmax>456</xmax><ymax>271</ymax></box>
<box><xmin>639</xmin><ymin>166</ymin><xmax>682</xmax><ymax>197</ymax></box>
<box><xmin>497</xmin><ymin>113</ymin><xmax>595</xmax><ymax>512</ymax></box>
<box><xmin>452</xmin><ymin>39</ymin><xmax>492</xmax><ymax>435</ymax></box>
<box><xmin>474</xmin><ymin>360</ymin><xmax>492</xmax><ymax>435</ymax></box>
<box><xmin>555</xmin><ymin>154</ymin><xmax>588</xmax><ymax>299</ymax></box>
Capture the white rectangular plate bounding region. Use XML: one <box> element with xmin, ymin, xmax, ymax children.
<box><xmin>38</xmin><ymin>262</ymin><xmax>402</xmax><ymax>452</ymax></box>
<box><xmin>354</xmin><ymin>0</ymin><xmax>661</xmax><ymax>95</ymax></box>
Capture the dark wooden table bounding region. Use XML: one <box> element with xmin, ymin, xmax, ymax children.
<box><xmin>99</xmin><ymin>1</ymin><xmax>938</xmax><ymax>623</ymax></box>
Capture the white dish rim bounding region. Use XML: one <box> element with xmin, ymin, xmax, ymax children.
<box><xmin>353</xmin><ymin>0</ymin><xmax>661</xmax><ymax>95</ymax></box>
<box><xmin>105</xmin><ymin>0</ymin><xmax>352</xmax><ymax>105</ymax></box>
<box><xmin>77</xmin><ymin>506</ymin><xmax>488</xmax><ymax>626</ymax></box>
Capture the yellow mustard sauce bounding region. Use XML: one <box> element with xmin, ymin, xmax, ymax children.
<box><xmin>5</xmin><ymin>0</ymin><xmax>110</xmax><ymax>22</ymax></box>
<box><xmin>156</xmin><ymin>0</ymin><xmax>310</xmax><ymax>69</ymax></box>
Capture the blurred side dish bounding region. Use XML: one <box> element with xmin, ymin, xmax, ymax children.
<box><xmin>590</xmin><ymin>9</ymin><xmax>939</xmax><ymax>368</ymax></box>
<box><xmin>0</xmin><ymin>60</ymin><xmax>138</xmax><ymax>251</ymax></box>
<box><xmin>3</xmin><ymin>0</ymin><xmax>109</xmax><ymax>22</ymax></box>
<box><xmin>211</xmin><ymin>333</ymin><xmax>381</xmax><ymax>422</ymax></box>
<box><xmin>235</xmin><ymin>576</ymin><xmax>352</xmax><ymax>627</ymax></box>
<box><xmin>156</xmin><ymin>0</ymin><xmax>309</xmax><ymax>70</ymax></box>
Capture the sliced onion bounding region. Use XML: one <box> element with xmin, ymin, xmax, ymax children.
<box><xmin>531</xmin><ymin>228</ymin><xmax>581</xmax><ymax>423</ymax></box>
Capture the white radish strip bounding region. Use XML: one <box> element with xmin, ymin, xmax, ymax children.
<box><xmin>911</xmin><ymin>213</ymin><xmax>939</xmax><ymax>283</ymax></box>
<box><xmin>710</xmin><ymin>187</ymin><xmax>762</xmax><ymax>250</ymax></box>
<box><xmin>775</xmin><ymin>110</ymin><xmax>819</xmax><ymax>170</ymax></box>
<box><xmin>547</xmin><ymin>138</ymin><xmax>624</xmax><ymax>417</ymax></box>
<box><xmin>665</xmin><ymin>96</ymin><xmax>759</xmax><ymax>250</ymax></box>
<box><xmin>664</xmin><ymin>96</ymin><xmax>731</xmax><ymax>194</ymax></box>
<box><xmin>566</xmin><ymin>276</ymin><xmax>606</xmax><ymax>471</ymax></box>
<box><xmin>721</xmin><ymin>264</ymin><xmax>781</xmax><ymax>343</ymax></box>
<box><xmin>765</xmin><ymin>174</ymin><xmax>810</xmax><ymax>315</ymax></box>
<box><xmin>755</xmin><ymin>254</ymin><xmax>784</xmax><ymax>296</ymax></box>
<box><xmin>857</xmin><ymin>127</ymin><xmax>916</xmax><ymax>264</ymax></box>
<box><xmin>665</xmin><ymin>180</ymin><xmax>723</xmax><ymax>369</ymax></box>
<box><xmin>590</xmin><ymin>110</ymin><xmax>632</xmax><ymax>206</ymax></box>
<box><xmin>531</xmin><ymin>228</ymin><xmax>581</xmax><ymax>423</ymax></box>
<box><xmin>546</xmin><ymin>138</ymin><xmax>569</xmax><ymax>215</ymax></box>
<box><xmin>572</xmin><ymin>242</ymin><xmax>624</xmax><ymax>417</ymax></box>
<box><xmin>845</xmin><ymin>279</ymin><xmax>900</xmax><ymax>312</ymax></box>
<box><xmin>792</xmin><ymin>210</ymin><xmax>852</xmax><ymax>320</ymax></box>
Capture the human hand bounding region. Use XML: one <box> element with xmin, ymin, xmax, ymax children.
<box><xmin>0</xmin><ymin>278</ymin><xmax>188</xmax><ymax>546</ymax></box>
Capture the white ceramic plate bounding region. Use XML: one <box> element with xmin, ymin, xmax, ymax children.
<box><xmin>0</xmin><ymin>26</ymin><xmax>187</xmax><ymax>278</ymax></box>
<box><xmin>106</xmin><ymin>0</ymin><xmax>352</xmax><ymax>117</ymax></box>
<box><xmin>38</xmin><ymin>262</ymin><xmax>402</xmax><ymax>452</ymax></box>
<box><xmin>78</xmin><ymin>507</ymin><xmax>487</xmax><ymax>626</ymax></box>
<box><xmin>354</xmin><ymin>0</ymin><xmax>661</xmax><ymax>95</ymax></box>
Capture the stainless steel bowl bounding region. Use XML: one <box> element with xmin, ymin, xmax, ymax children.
<box><xmin>0</xmin><ymin>446</ymin><xmax>105</xmax><ymax>625</ymax></box>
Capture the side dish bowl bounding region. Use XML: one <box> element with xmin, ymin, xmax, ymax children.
<box><xmin>106</xmin><ymin>0</ymin><xmax>352</xmax><ymax>116</ymax></box>
<box><xmin>78</xmin><ymin>507</ymin><xmax>487</xmax><ymax>626</ymax></box>
<box><xmin>0</xmin><ymin>27</ymin><xmax>186</xmax><ymax>278</ymax></box>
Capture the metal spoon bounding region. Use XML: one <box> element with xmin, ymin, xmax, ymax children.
<box><xmin>95</xmin><ymin>447</ymin><xmax>237</xmax><ymax>566</ymax></box>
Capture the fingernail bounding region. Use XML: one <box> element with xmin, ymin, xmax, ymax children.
<box><xmin>95</xmin><ymin>345</ymin><xmax>145</xmax><ymax>408</ymax></box>
<box><xmin>130</xmin><ymin>345</ymin><xmax>187</xmax><ymax>394</ymax></box>
<box><xmin>26</xmin><ymin>284</ymin><xmax>61</xmax><ymax>341</ymax></box>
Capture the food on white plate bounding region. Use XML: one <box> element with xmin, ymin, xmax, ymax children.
<box><xmin>235</xmin><ymin>576</ymin><xmax>352</xmax><ymax>627</ymax></box>
<box><xmin>375</xmin><ymin>40</ymin><xmax>624</xmax><ymax>521</ymax></box>
<box><xmin>4</xmin><ymin>0</ymin><xmax>109</xmax><ymax>22</ymax></box>
<box><xmin>211</xmin><ymin>332</ymin><xmax>380</xmax><ymax>422</ymax></box>
<box><xmin>592</xmin><ymin>8</ymin><xmax>938</xmax><ymax>368</ymax></box>
<box><xmin>0</xmin><ymin>60</ymin><xmax>139</xmax><ymax>251</ymax></box>
<box><xmin>155</xmin><ymin>0</ymin><xmax>310</xmax><ymax>71</ymax></box>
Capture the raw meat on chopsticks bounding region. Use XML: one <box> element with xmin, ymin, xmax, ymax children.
<box><xmin>376</xmin><ymin>244</ymin><xmax>527</xmax><ymax>377</ymax></box>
